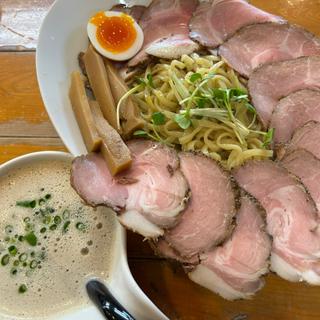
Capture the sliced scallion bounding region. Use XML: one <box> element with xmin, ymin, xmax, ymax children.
<box><xmin>76</xmin><ymin>222</ymin><xmax>86</xmax><ymax>232</ymax></box>
<box><xmin>49</xmin><ymin>224</ymin><xmax>57</xmax><ymax>231</ymax></box>
<box><xmin>19</xmin><ymin>253</ymin><xmax>27</xmax><ymax>262</ymax></box>
<box><xmin>62</xmin><ymin>210</ymin><xmax>70</xmax><ymax>220</ymax></box>
<box><xmin>8</xmin><ymin>245</ymin><xmax>17</xmax><ymax>256</ymax></box>
<box><xmin>1</xmin><ymin>254</ymin><xmax>10</xmax><ymax>266</ymax></box>
<box><xmin>11</xmin><ymin>268</ymin><xmax>18</xmax><ymax>276</ymax></box>
<box><xmin>54</xmin><ymin>216</ymin><xmax>62</xmax><ymax>225</ymax></box>
<box><xmin>5</xmin><ymin>225</ymin><xmax>13</xmax><ymax>234</ymax></box>
<box><xmin>24</xmin><ymin>232</ymin><xmax>37</xmax><ymax>247</ymax></box>
<box><xmin>30</xmin><ymin>260</ymin><xmax>38</xmax><ymax>269</ymax></box>
<box><xmin>62</xmin><ymin>221</ymin><xmax>71</xmax><ymax>233</ymax></box>
<box><xmin>18</xmin><ymin>284</ymin><xmax>27</xmax><ymax>293</ymax></box>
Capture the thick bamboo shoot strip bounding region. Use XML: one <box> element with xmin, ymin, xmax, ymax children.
<box><xmin>105</xmin><ymin>59</ymin><xmax>144</xmax><ymax>138</ymax></box>
<box><xmin>90</xmin><ymin>101</ymin><xmax>132</xmax><ymax>175</ymax></box>
<box><xmin>69</xmin><ymin>71</ymin><xmax>101</xmax><ymax>152</ymax></box>
<box><xmin>83</xmin><ymin>45</ymin><xmax>119</xmax><ymax>131</ymax></box>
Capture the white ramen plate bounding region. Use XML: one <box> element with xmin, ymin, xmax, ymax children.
<box><xmin>36</xmin><ymin>0</ymin><xmax>151</xmax><ymax>155</ymax></box>
<box><xmin>36</xmin><ymin>0</ymin><xmax>168</xmax><ymax>319</ymax></box>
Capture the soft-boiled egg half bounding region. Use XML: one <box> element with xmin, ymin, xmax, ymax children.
<box><xmin>87</xmin><ymin>11</ymin><xmax>144</xmax><ymax>61</ymax></box>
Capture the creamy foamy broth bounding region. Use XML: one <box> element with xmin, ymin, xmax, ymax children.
<box><xmin>0</xmin><ymin>159</ymin><xmax>117</xmax><ymax>318</ymax></box>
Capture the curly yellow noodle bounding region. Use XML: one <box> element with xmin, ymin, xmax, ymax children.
<box><xmin>128</xmin><ymin>53</ymin><xmax>273</xmax><ymax>170</ymax></box>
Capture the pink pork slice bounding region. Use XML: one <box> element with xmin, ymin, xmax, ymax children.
<box><xmin>164</xmin><ymin>153</ymin><xmax>236</xmax><ymax>258</ymax></box>
<box><xmin>219</xmin><ymin>23</ymin><xmax>320</xmax><ymax>77</ymax></box>
<box><xmin>128</xmin><ymin>0</ymin><xmax>199</xmax><ymax>66</ymax></box>
<box><xmin>270</xmin><ymin>90</ymin><xmax>320</xmax><ymax>144</ymax></box>
<box><xmin>282</xmin><ymin>149</ymin><xmax>320</xmax><ymax>213</ymax></box>
<box><xmin>71</xmin><ymin>140</ymin><xmax>189</xmax><ymax>238</ymax></box>
<box><xmin>248</xmin><ymin>56</ymin><xmax>320</xmax><ymax>128</ymax></box>
<box><xmin>189</xmin><ymin>197</ymin><xmax>271</xmax><ymax>300</ymax></box>
<box><xmin>233</xmin><ymin>160</ymin><xmax>320</xmax><ymax>285</ymax></box>
<box><xmin>189</xmin><ymin>0</ymin><xmax>284</xmax><ymax>48</ymax></box>
<box><xmin>285</xmin><ymin>121</ymin><xmax>320</xmax><ymax>160</ymax></box>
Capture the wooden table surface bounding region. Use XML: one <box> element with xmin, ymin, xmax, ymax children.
<box><xmin>1</xmin><ymin>1</ymin><xmax>320</xmax><ymax>319</ymax></box>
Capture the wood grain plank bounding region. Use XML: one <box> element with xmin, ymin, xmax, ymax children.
<box><xmin>129</xmin><ymin>260</ymin><xmax>320</xmax><ymax>320</ymax></box>
<box><xmin>0</xmin><ymin>52</ymin><xmax>57</xmax><ymax>137</ymax></box>
<box><xmin>251</xmin><ymin>0</ymin><xmax>320</xmax><ymax>36</ymax></box>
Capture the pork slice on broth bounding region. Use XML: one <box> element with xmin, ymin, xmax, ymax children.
<box><xmin>71</xmin><ymin>140</ymin><xmax>189</xmax><ymax>238</ymax></box>
<box><xmin>189</xmin><ymin>197</ymin><xmax>271</xmax><ymax>300</ymax></box>
<box><xmin>282</xmin><ymin>149</ymin><xmax>320</xmax><ymax>213</ymax></box>
<box><xmin>285</xmin><ymin>121</ymin><xmax>320</xmax><ymax>160</ymax></box>
<box><xmin>233</xmin><ymin>160</ymin><xmax>320</xmax><ymax>284</ymax></box>
<box><xmin>248</xmin><ymin>56</ymin><xmax>320</xmax><ymax>128</ymax></box>
<box><xmin>189</xmin><ymin>0</ymin><xmax>284</xmax><ymax>49</ymax></box>
<box><xmin>164</xmin><ymin>153</ymin><xmax>236</xmax><ymax>258</ymax></box>
<box><xmin>219</xmin><ymin>23</ymin><xmax>320</xmax><ymax>77</ymax></box>
<box><xmin>270</xmin><ymin>90</ymin><xmax>320</xmax><ymax>145</ymax></box>
<box><xmin>128</xmin><ymin>0</ymin><xmax>199</xmax><ymax>67</ymax></box>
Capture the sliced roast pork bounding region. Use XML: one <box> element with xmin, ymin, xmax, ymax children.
<box><xmin>164</xmin><ymin>153</ymin><xmax>236</xmax><ymax>258</ymax></box>
<box><xmin>189</xmin><ymin>197</ymin><xmax>271</xmax><ymax>300</ymax></box>
<box><xmin>220</xmin><ymin>23</ymin><xmax>320</xmax><ymax>77</ymax></box>
<box><xmin>189</xmin><ymin>0</ymin><xmax>284</xmax><ymax>49</ymax></box>
<box><xmin>128</xmin><ymin>0</ymin><xmax>199</xmax><ymax>66</ymax></box>
<box><xmin>248</xmin><ymin>56</ymin><xmax>320</xmax><ymax>128</ymax></box>
<box><xmin>285</xmin><ymin>121</ymin><xmax>320</xmax><ymax>160</ymax></box>
<box><xmin>233</xmin><ymin>160</ymin><xmax>320</xmax><ymax>284</ymax></box>
<box><xmin>282</xmin><ymin>149</ymin><xmax>320</xmax><ymax>212</ymax></box>
<box><xmin>71</xmin><ymin>140</ymin><xmax>189</xmax><ymax>238</ymax></box>
<box><xmin>270</xmin><ymin>90</ymin><xmax>320</xmax><ymax>144</ymax></box>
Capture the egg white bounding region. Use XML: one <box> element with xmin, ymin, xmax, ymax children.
<box><xmin>87</xmin><ymin>11</ymin><xmax>144</xmax><ymax>61</ymax></box>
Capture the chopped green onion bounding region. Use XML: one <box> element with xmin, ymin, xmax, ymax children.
<box><xmin>40</xmin><ymin>227</ymin><xmax>47</xmax><ymax>234</ymax></box>
<box><xmin>18</xmin><ymin>235</ymin><xmax>24</xmax><ymax>242</ymax></box>
<box><xmin>5</xmin><ymin>225</ymin><xmax>13</xmax><ymax>234</ymax></box>
<box><xmin>8</xmin><ymin>245</ymin><xmax>17</xmax><ymax>256</ymax></box>
<box><xmin>18</xmin><ymin>284</ymin><xmax>27</xmax><ymax>293</ymax></box>
<box><xmin>23</xmin><ymin>217</ymin><xmax>31</xmax><ymax>223</ymax></box>
<box><xmin>11</xmin><ymin>268</ymin><xmax>18</xmax><ymax>276</ymax></box>
<box><xmin>16</xmin><ymin>200</ymin><xmax>36</xmax><ymax>209</ymax></box>
<box><xmin>1</xmin><ymin>254</ymin><xmax>10</xmax><ymax>266</ymax></box>
<box><xmin>42</xmin><ymin>216</ymin><xmax>51</xmax><ymax>225</ymax></box>
<box><xmin>38</xmin><ymin>198</ymin><xmax>46</xmax><ymax>206</ymax></box>
<box><xmin>62</xmin><ymin>210</ymin><xmax>70</xmax><ymax>220</ymax></box>
<box><xmin>30</xmin><ymin>251</ymin><xmax>35</xmax><ymax>258</ymax></box>
<box><xmin>76</xmin><ymin>222</ymin><xmax>86</xmax><ymax>232</ymax></box>
<box><xmin>49</xmin><ymin>224</ymin><xmax>57</xmax><ymax>231</ymax></box>
<box><xmin>54</xmin><ymin>216</ymin><xmax>62</xmax><ymax>225</ymax></box>
<box><xmin>146</xmin><ymin>74</ymin><xmax>155</xmax><ymax>88</ymax></box>
<box><xmin>63</xmin><ymin>221</ymin><xmax>71</xmax><ymax>233</ymax></box>
<box><xmin>47</xmin><ymin>207</ymin><xmax>55</xmax><ymax>213</ymax></box>
<box><xmin>22</xmin><ymin>262</ymin><xmax>27</xmax><ymax>267</ymax></box>
<box><xmin>24</xmin><ymin>223</ymin><xmax>33</xmax><ymax>232</ymax></box>
<box><xmin>30</xmin><ymin>260</ymin><xmax>38</xmax><ymax>269</ymax></box>
<box><xmin>13</xmin><ymin>260</ymin><xmax>19</xmax><ymax>266</ymax></box>
<box><xmin>19</xmin><ymin>253</ymin><xmax>27</xmax><ymax>262</ymax></box>
<box><xmin>25</xmin><ymin>232</ymin><xmax>37</xmax><ymax>247</ymax></box>
<box><xmin>45</xmin><ymin>194</ymin><xmax>51</xmax><ymax>200</ymax></box>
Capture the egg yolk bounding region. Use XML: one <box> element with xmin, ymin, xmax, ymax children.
<box><xmin>90</xmin><ymin>12</ymin><xmax>137</xmax><ymax>53</ymax></box>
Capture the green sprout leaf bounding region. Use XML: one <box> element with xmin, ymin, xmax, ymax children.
<box><xmin>133</xmin><ymin>130</ymin><xmax>148</xmax><ymax>138</ymax></box>
<box><xmin>174</xmin><ymin>114</ymin><xmax>191</xmax><ymax>130</ymax></box>
<box><xmin>245</xmin><ymin>102</ymin><xmax>256</xmax><ymax>114</ymax></box>
<box><xmin>189</xmin><ymin>73</ymin><xmax>202</xmax><ymax>83</ymax></box>
<box><xmin>152</xmin><ymin>112</ymin><xmax>166</xmax><ymax>125</ymax></box>
<box><xmin>263</xmin><ymin>128</ymin><xmax>275</xmax><ymax>148</ymax></box>
<box><xmin>147</xmin><ymin>74</ymin><xmax>155</xmax><ymax>88</ymax></box>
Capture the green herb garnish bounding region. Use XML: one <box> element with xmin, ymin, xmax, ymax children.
<box><xmin>1</xmin><ymin>254</ymin><xmax>10</xmax><ymax>266</ymax></box>
<box><xmin>16</xmin><ymin>200</ymin><xmax>36</xmax><ymax>209</ymax></box>
<box><xmin>76</xmin><ymin>222</ymin><xmax>86</xmax><ymax>232</ymax></box>
<box><xmin>54</xmin><ymin>216</ymin><xmax>62</xmax><ymax>225</ymax></box>
<box><xmin>62</xmin><ymin>210</ymin><xmax>70</xmax><ymax>220</ymax></box>
<box><xmin>63</xmin><ymin>221</ymin><xmax>71</xmax><ymax>233</ymax></box>
<box><xmin>45</xmin><ymin>194</ymin><xmax>51</xmax><ymax>200</ymax></box>
<box><xmin>152</xmin><ymin>112</ymin><xmax>166</xmax><ymax>125</ymax></box>
<box><xmin>19</xmin><ymin>253</ymin><xmax>27</xmax><ymax>262</ymax></box>
<box><xmin>24</xmin><ymin>232</ymin><xmax>37</xmax><ymax>247</ymax></box>
<box><xmin>8</xmin><ymin>245</ymin><xmax>17</xmax><ymax>256</ymax></box>
<box><xmin>174</xmin><ymin>113</ymin><xmax>191</xmax><ymax>130</ymax></box>
<box><xmin>133</xmin><ymin>130</ymin><xmax>148</xmax><ymax>138</ymax></box>
<box><xmin>18</xmin><ymin>284</ymin><xmax>27</xmax><ymax>294</ymax></box>
<box><xmin>189</xmin><ymin>73</ymin><xmax>202</xmax><ymax>83</ymax></box>
<box><xmin>263</xmin><ymin>128</ymin><xmax>275</xmax><ymax>148</ymax></box>
<box><xmin>30</xmin><ymin>260</ymin><xmax>38</xmax><ymax>269</ymax></box>
<box><xmin>49</xmin><ymin>224</ymin><xmax>57</xmax><ymax>231</ymax></box>
<box><xmin>11</xmin><ymin>268</ymin><xmax>18</xmax><ymax>276</ymax></box>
